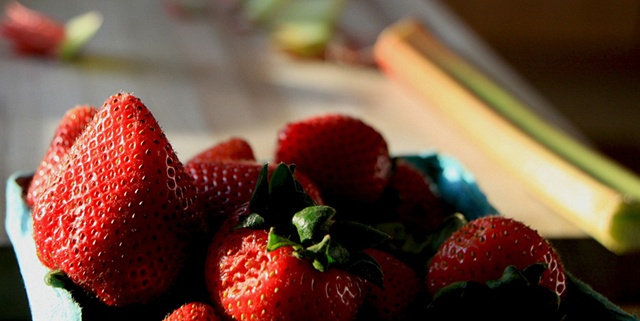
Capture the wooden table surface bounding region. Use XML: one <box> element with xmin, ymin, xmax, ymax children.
<box><xmin>2</xmin><ymin>0</ymin><xmax>640</xmax><ymax>313</ymax></box>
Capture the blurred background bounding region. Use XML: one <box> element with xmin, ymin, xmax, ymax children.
<box><xmin>443</xmin><ymin>0</ymin><xmax>640</xmax><ymax>174</ymax></box>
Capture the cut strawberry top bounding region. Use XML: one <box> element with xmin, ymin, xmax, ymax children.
<box><xmin>0</xmin><ymin>1</ymin><xmax>65</xmax><ymax>56</ymax></box>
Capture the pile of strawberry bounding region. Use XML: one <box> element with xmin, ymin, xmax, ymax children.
<box><xmin>25</xmin><ymin>92</ymin><xmax>636</xmax><ymax>321</ymax></box>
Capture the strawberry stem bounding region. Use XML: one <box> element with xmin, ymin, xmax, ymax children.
<box><xmin>44</xmin><ymin>269</ymin><xmax>72</xmax><ymax>289</ymax></box>
<box><xmin>239</xmin><ymin>162</ymin><xmax>388</xmax><ymax>286</ymax></box>
<box><xmin>241</xmin><ymin>163</ymin><xmax>316</xmax><ymax>233</ymax></box>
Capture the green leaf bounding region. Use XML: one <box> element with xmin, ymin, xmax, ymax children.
<box><xmin>235</xmin><ymin>212</ymin><xmax>267</xmax><ymax>230</ymax></box>
<box><xmin>331</xmin><ymin>220</ymin><xmax>391</xmax><ymax>251</ymax></box>
<box><xmin>245</xmin><ymin>163</ymin><xmax>316</xmax><ymax>233</ymax></box>
<box><xmin>521</xmin><ymin>262</ymin><xmax>548</xmax><ymax>286</ymax></box>
<box><xmin>485</xmin><ymin>265</ymin><xmax>533</xmax><ymax>290</ymax></box>
<box><xmin>345</xmin><ymin>251</ymin><xmax>384</xmax><ymax>289</ymax></box>
<box><xmin>269</xmin><ymin>162</ymin><xmax>296</xmax><ymax>194</ymax></box>
<box><xmin>240</xmin><ymin>162</ymin><xmax>390</xmax><ymax>284</ymax></box>
<box><xmin>428</xmin><ymin>264</ymin><xmax>563</xmax><ymax>320</ymax></box>
<box><xmin>563</xmin><ymin>272</ymin><xmax>640</xmax><ymax>321</ymax></box>
<box><xmin>325</xmin><ymin>239</ymin><xmax>350</xmax><ymax>266</ymax></box>
<box><xmin>266</xmin><ymin>227</ymin><xmax>300</xmax><ymax>252</ymax></box>
<box><xmin>306</xmin><ymin>234</ymin><xmax>332</xmax><ymax>272</ymax></box>
<box><xmin>292</xmin><ymin>205</ymin><xmax>335</xmax><ymax>245</ymax></box>
<box><xmin>248</xmin><ymin>164</ymin><xmax>271</xmax><ymax>215</ymax></box>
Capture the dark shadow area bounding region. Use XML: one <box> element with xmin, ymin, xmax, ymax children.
<box><xmin>444</xmin><ymin>0</ymin><xmax>640</xmax><ymax>175</ymax></box>
<box><xmin>0</xmin><ymin>246</ymin><xmax>31</xmax><ymax>321</ymax></box>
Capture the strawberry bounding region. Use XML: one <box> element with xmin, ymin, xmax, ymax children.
<box><xmin>185</xmin><ymin>159</ymin><xmax>324</xmax><ymax>230</ymax></box>
<box><xmin>205</xmin><ymin>163</ymin><xmax>389</xmax><ymax>321</ymax></box>
<box><xmin>163</xmin><ymin>302</ymin><xmax>220</xmax><ymax>321</ymax></box>
<box><xmin>288</xmin><ymin>166</ymin><xmax>324</xmax><ymax>207</ymax></box>
<box><xmin>427</xmin><ymin>216</ymin><xmax>567</xmax><ymax>299</ymax></box>
<box><xmin>360</xmin><ymin>248</ymin><xmax>424</xmax><ymax>321</ymax></box>
<box><xmin>385</xmin><ymin>159</ymin><xmax>451</xmax><ymax>235</ymax></box>
<box><xmin>31</xmin><ymin>92</ymin><xmax>206</xmax><ymax>306</ymax></box>
<box><xmin>274</xmin><ymin>113</ymin><xmax>392</xmax><ymax>204</ymax></box>
<box><xmin>331</xmin><ymin>158</ymin><xmax>453</xmax><ymax>276</ymax></box>
<box><xmin>208</xmin><ymin>227</ymin><xmax>366</xmax><ymax>321</ymax></box>
<box><xmin>185</xmin><ymin>160</ymin><xmax>263</xmax><ymax>227</ymax></box>
<box><xmin>186</xmin><ymin>137</ymin><xmax>255</xmax><ymax>164</ymax></box>
<box><xmin>0</xmin><ymin>1</ymin><xmax>65</xmax><ymax>57</ymax></box>
<box><xmin>27</xmin><ymin>104</ymin><xmax>97</xmax><ymax>207</ymax></box>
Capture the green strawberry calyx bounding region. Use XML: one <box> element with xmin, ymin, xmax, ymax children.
<box><xmin>45</xmin><ymin>269</ymin><xmax>72</xmax><ymax>289</ymax></box>
<box><xmin>427</xmin><ymin>263</ymin><xmax>563</xmax><ymax>319</ymax></box>
<box><xmin>236</xmin><ymin>162</ymin><xmax>389</xmax><ymax>287</ymax></box>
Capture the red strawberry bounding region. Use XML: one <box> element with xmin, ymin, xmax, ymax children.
<box><xmin>206</xmin><ymin>227</ymin><xmax>366</xmax><ymax>321</ymax></box>
<box><xmin>386</xmin><ymin>159</ymin><xmax>450</xmax><ymax>235</ymax></box>
<box><xmin>274</xmin><ymin>113</ymin><xmax>392</xmax><ymax>204</ymax></box>
<box><xmin>0</xmin><ymin>1</ymin><xmax>65</xmax><ymax>57</ymax></box>
<box><xmin>290</xmin><ymin>167</ymin><xmax>325</xmax><ymax>207</ymax></box>
<box><xmin>205</xmin><ymin>163</ymin><xmax>388</xmax><ymax>321</ymax></box>
<box><xmin>361</xmin><ymin>248</ymin><xmax>424</xmax><ymax>321</ymax></box>
<box><xmin>186</xmin><ymin>137</ymin><xmax>255</xmax><ymax>164</ymax></box>
<box><xmin>31</xmin><ymin>92</ymin><xmax>206</xmax><ymax>306</ymax></box>
<box><xmin>185</xmin><ymin>160</ymin><xmax>263</xmax><ymax>228</ymax></box>
<box><xmin>27</xmin><ymin>104</ymin><xmax>97</xmax><ymax>206</ymax></box>
<box><xmin>185</xmin><ymin>160</ymin><xmax>324</xmax><ymax>230</ymax></box>
<box><xmin>426</xmin><ymin>216</ymin><xmax>567</xmax><ymax>299</ymax></box>
<box><xmin>163</xmin><ymin>302</ymin><xmax>220</xmax><ymax>321</ymax></box>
